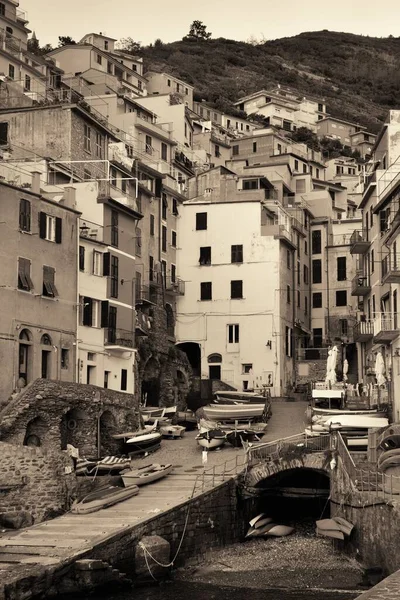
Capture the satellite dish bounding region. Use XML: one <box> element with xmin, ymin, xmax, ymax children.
<box><xmin>117</xmin><ymin>98</ymin><xmax>124</xmax><ymax>106</ymax></box>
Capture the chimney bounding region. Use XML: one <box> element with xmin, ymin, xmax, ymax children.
<box><xmin>61</xmin><ymin>186</ymin><xmax>77</xmax><ymax>209</ymax></box>
<box><xmin>31</xmin><ymin>171</ymin><xmax>41</xmax><ymax>194</ymax></box>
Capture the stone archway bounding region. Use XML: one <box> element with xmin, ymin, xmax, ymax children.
<box><xmin>23</xmin><ymin>415</ymin><xmax>50</xmax><ymax>447</ymax></box>
<box><xmin>141</xmin><ymin>357</ymin><xmax>161</xmax><ymax>406</ymax></box>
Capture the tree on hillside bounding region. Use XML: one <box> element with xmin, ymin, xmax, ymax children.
<box><xmin>58</xmin><ymin>36</ymin><xmax>76</xmax><ymax>47</ymax></box>
<box><xmin>116</xmin><ymin>37</ymin><xmax>141</xmax><ymax>54</ymax></box>
<box><xmin>290</xmin><ymin>127</ymin><xmax>320</xmax><ymax>151</ymax></box>
<box><xmin>184</xmin><ymin>20</ymin><xmax>212</xmax><ymax>41</ymax></box>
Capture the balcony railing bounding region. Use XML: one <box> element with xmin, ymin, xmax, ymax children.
<box><xmin>350</xmin><ymin>229</ymin><xmax>371</xmax><ymax>254</ymax></box>
<box><xmin>353</xmin><ymin>320</ymin><xmax>374</xmax><ymax>342</ymax></box>
<box><xmin>381</xmin><ymin>253</ymin><xmax>400</xmax><ymax>284</ymax></box>
<box><xmin>105</xmin><ymin>328</ymin><xmax>134</xmax><ymax>349</ymax></box>
<box><xmin>165</xmin><ymin>277</ymin><xmax>185</xmax><ymax>295</ymax></box>
<box><xmin>373</xmin><ymin>313</ymin><xmax>400</xmax><ymax>343</ymax></box>
<box><xmin>261</xmin><ymin>224</ymin><xmax>296</xmax><ymax>248</ymax></box>
<box><xmin>135</xmin><ymin>285</ymin><xmax>154</xmax><ymax>306</ymax></box>
<box><xmin>351</xmin><ymin>273</ymin><xmax>371</xmax><ymax>296</ymax></box>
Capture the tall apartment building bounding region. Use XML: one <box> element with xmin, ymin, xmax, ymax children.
<box><xmin>176</xmin><ymin>166</ymin><xmax>304</xmax><ymax>397</ymax></box>
<box><xmin>352</xmin><ymin>111</ymin><xmax>400</xmax><ymax>419</ymax></box>
<box><xmin>0</xmin><ymin>170</ymin><xmax>79</xmax><ymax>400</ymax></box>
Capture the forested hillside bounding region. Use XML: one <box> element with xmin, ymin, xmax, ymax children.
<box><xmin>140</xmin><ymin>30</ymin><xmax>400</xmax><ymax>132</ymax></box>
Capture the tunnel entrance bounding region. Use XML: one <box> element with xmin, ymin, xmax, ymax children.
<box><xmin>252</xmin><ymin>468</ymin><xmax>331</xmax><ymax>523</ymax></box>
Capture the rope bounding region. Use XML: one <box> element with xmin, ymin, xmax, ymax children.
<box><xmin>138</xmin><ymin>474</ymin><xmax>199</xmax><ymax>577</ymax></box>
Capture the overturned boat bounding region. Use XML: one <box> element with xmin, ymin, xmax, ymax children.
<box><xmin>71</xmin><ymin>484</ymin><xmax>139</xmax><ymax>514</ymax></box>
<box><xmin>122</xmin><ymin>463</ymin><xmax>173</xmax><ymax>487</ymax></box>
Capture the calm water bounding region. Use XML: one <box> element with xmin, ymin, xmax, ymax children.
<box><xmin>72</xmin><ymin>581</ymin><xmax>360</xmax><ymax>600</ymax></box>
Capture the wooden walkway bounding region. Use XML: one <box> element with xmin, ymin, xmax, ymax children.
<box><xmin>0</xmin><ymin>466</ymin><xmax>228</xmax><ymax>578</ymax></box>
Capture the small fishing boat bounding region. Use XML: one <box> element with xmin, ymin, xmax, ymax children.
<box><xmin>265</xmin><ymin>524</ymin><xmax>294</xmax><ymax>537</ymax></box>
<box><xmin>196</xmin><ymin>428</ymin><xmax>226</xmax><ymax>450</ymax></box>
<box><xmin>71</xmin><ymin>484</ymin><xmax>139</xmax><ymax>514</ymax></box>
<box><xmin>323</xmin><ymin>415</ymin><xmax>389</xmax><ymax>430</ymax></box>
<box><xmin>160</xmin><ymin>424</ymin><xmax>186</xmax><ymax>438</ymax></box>
<box><xmin>213</xmin><ymin>391</ymin><xmax>268</xmax><ymax>404</ymax></box>
<box><xmin>126</xmin><ymin>432</ymin><xmax>162</xmax><ymax>456</ymax></box>
<box><xmin>202</xmin><ymin>403</ymin><xmax>267</xmax><ymax>421</ymax></box>
<box><xmin>140</xmin><ymin>406</ymin><xmax>177</xmax><ymax>423</ymax></box>
<box><xmin>112</xmin><ymin>424</ymin><xmax>157</xmax><ymax>441</ymax></box>
<box><xmin>121</xmin><ymin>463</ymin><xmax>173</xmax><ymax>487</ymax></box>
<box><xmin>249</xmin><ymin>513</ymin><xmax>267</xmax><ymax>527</ymax></box>
<box><xmin>226</xmin><ymin>429</ymin><xmax>262</xmax><ymax>447</ymax></box>
<box><xmin>176</xmin><ymin>410</ymin><xmax>197</xmax><ymax>427</ymax></box>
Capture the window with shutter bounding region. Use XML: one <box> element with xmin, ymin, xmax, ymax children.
<box><xmin>42</xmin><ymin>266</ymin><xmax>58</xmax><ymax>297</ymax></box>
<box><xmin>312</xmin><ymin>259</ymin><xmax>322</xmax><ymax>284</ymax></box>
<box><xmin>108</xmin><ymin>306</ymin><xmax>117</xmax><ymax>343</ymax></box>
<box><xmin>162</xmin><ymin>226</ymin><xmax>167</xmax><ymax>252</ymax></box>
<box><xmin>55</xmin><ymin>217</ymin><xmax>62</xmax><ymax>243</ymax></box>
<box><xmin>196</xmin><ymin>212</ymin><xmax>207</xmax><ymax>230</ymax></box>
<box><xmin>111</xmin><ymin>210</ymin><xmax>118</xmax><ymax>247</ymax></box>
<box><xmin>18</xmin><ymin>257</ymin><xmax>33</xmax><ymax>291</ymax></box>
<box><xmin>231</xmin><ymin>244</ymin><xmax>243</xmax><ymax>263</ymax></box>
<box><xmin>100</xmin><ymin>300</ymin><xmax>109</xmax><ymax>328</ymax></box>
<box><xmin>135</xmin><ymin>228</ymin><xmax>142</xmax><ymax>256</ymax></box>
<box><xmin>199</xmin><ymin>246</ymin><xmax>211</xmax><ymax>265</ymax></box>
<box><xmin>228</xmin><ymin>324</ymin><xmax>239</xmax><ymax>343</ymax></box>
<box><xmin>312</xmin><ymin>230</ymin><xmax>321</xmax><ymax>254</ymax></box>
<box><xmin>162</xmin><ymin>193</ymin><xmax>168</xmax><ymax>220</ymax></box>
<box><xmin>337</xmin><ymin>257</ymin><xmax>346</xmax><ymax>281</ymax></box>
<box><xmin>150</xmin><ymin>214</ymin><xmax>155</xmax><ymax>236</ymax></box>
<box><xmin>231</xmin><ymin>280</ymin><xmax>243</xmax><ymax>299</ymax></box>
<box><xmin>19</xmin><ymin>199</ymin><xmax>31</xmax><ymax>232</ymax></box>
<box><xmin>200</xmin><ymin>282</ymin><xmax>212</xmax><ymax>300</ymax></box>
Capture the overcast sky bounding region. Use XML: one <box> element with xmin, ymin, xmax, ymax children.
<box><xmin>22</xmin><ymin>0</ymin><xmax>398</xmax><ymax>48</ymax></box>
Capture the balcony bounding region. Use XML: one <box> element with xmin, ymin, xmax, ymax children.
<box><xmin>353</xmin><ymin>320</ymin><xmax>374</xmax><ymax>342</ymax></box>
<box><xmin>373</xmin><ymin>313</ymin><xmax>400</xmax><ymax>343</ymax></box>
<box><xmin>381</xmin><ymin>254</ymin><xmax>400</xmax><ymax>284</ymax></box>
<box><xmin>261</xmin><ymin>224</ymin><xmax>296</xmax><ymax>249</ymax></box>
<box><xmin>351</xmin><ymin>273</ymin><xmax>371</xmax><ymax>296</ymax></box>
<box><xmin>104</xmin><ymin>328</ymin><xmax>134</xmax><ymax>351</ymax></box>
<box><xmin>135</xmin><ymin>310</ymin><xmax>151</xmax><ymax>336</ymax></box>
<box><xmin>165</xmin><ymin>277</ymin><xmax>185</xmax><ymax>295</ymax></box>
<box><xmin>350</xmin><ymin>230</ymin><xmax>371</xmax><ymax>254</ymax></box>
<box><xmin>135</xmin><ymin>285</ymin><xmax>155</xmax><ymax>306</ymax></box>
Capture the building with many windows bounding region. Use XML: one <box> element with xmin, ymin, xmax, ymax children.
<box><xmin>0</xmin><ymin>171</ymin><xmax>79</xmax><ymax>400</ymax></box>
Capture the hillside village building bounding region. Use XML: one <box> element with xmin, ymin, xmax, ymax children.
<box><xmin>316</xmin><ymin>116</ymin><xmax>376</xmax><ymax>158</ymax></box>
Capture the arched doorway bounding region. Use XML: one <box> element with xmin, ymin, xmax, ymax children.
<box><xmin>142</xmin><ymin>357</ymin><xmax>160</xmax><ymax>406</ymax></box>
<box><xmin>18</xmin><ymin>328</ymin><xmax>32</xmax><ymax>388</ymax></box>
<box><xmin>176</xmin><ymin>342</ymin><xmax>201</xmax><ymax>376</ymax></box>
<box><xmin>23</xmin><ymin>416</ymin><xmax>50</xmax><ymax>447</ymax></box>
<box><xmin>40</xmin><ymin>334</ymin><xmax>52</xmax><ymax>379</ymax></box>
<box><xmin>208</xmin><ymin>353</ymin><xmax>222</xmax><ymax>380</ymax></box>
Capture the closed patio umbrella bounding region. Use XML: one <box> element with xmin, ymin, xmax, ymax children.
<box><xmin>325</xmin><ymin>346</ymin><xmax>338</xmax><ymax>386</ymax></box>
<box><xmin>375</xmin><ymin>351</ymin><xmax>386</xmax><ymax>386</ymax></box>
<box><xmin>343</xmin><ymin>359</ymin><xmax>349</xmax><ymax>382</ymax></box>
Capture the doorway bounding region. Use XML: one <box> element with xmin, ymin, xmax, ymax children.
<box><xmin>209</xmin><ymin>365</ymin><xmax>221</xmax><ymax>380</ymax></box>
<box><xmin>41</xmin><ymin>350</ymin><xmax>50</xmax><ymax>379</ymax></box>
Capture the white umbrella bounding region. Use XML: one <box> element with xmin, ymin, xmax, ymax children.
<box><xmin>325</xmin><ymin>346</ymin><xmax>338</xmax><ymax>386</ymax></box>
<box><xmin>375</xmin><ymin>352</ymin><xmax>386</xmax><ymax>386</ymax></box>
<box><xmin>343</xmin><ymin>359</ymin><xmax>349</xmax><ymax>382</ymax></box>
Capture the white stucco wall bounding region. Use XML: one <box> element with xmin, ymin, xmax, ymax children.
<box><xmin>176</xmin><ymin>199</ymin><xmax>285</xmax><ymax>395</ymax></box>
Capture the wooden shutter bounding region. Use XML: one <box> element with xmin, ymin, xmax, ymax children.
<box><xmin>43</xmin><ymin>266</ymin><xmax>58</xmax><ymax>297</ymax></box>
<box><xmin>55</xmin><ymin>217</ymin><xmax>62</xmax><ymax>244</ymax></box>
<box><xmin>39</xmin><ymin>211</ymin><xmax>46</xmax><ymax>239</ymax></box>
<box><xmin>100</xmin><ymin>300</ymin><xmax>109</xmax><ymax>328</ymax></box>
<box><xmin>103</xmin><ymin>252</ymin><xmax>110</xmax><ymax>276</ymax></box>
<box><xmin>79</xmin><ymin>246</ymin><xmax>85</xmax><ymax>271</ymax></box>
<box><xmin>19</xmin><ymin>199</ymin><xmax>31</xmax><ymax>231</ymax></box>
<box><xmin>155</xmin><ymin>178</ymin><xmax>162</xmax><ymax>198</ymax></box>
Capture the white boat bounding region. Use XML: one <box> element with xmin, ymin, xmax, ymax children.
<box><xmin>214</xmin><ymin>390</ymin><xmax>267</xmax><ymax>404</ymax></box>
<box><xmin>196</xmin><ymin>428</ymin><xmax>226</xmax><ymax>449</ymax></box>
<box><xmin>311</xmin><ymin>406</ymin><xmax>385</xmax><ymax>417</ymax></box>
<box><xmin>140</xmin><ymin>405</ymin><xmax>177</xmax><ymax>420</ymax></box>
<box><xmin>202</xmin><ymin>403</ymin><xmax>266</xmax><ymax>421</ymax></box>
<box><xmin>323</xmin><ymin>415</ymin><xmax>389</xmax><ymax>430</ymax></box>
<box><xmin>122</xmin><ymin>463</ymin><xmax>173</xmax><ymax>487</ymax></box>
<box><xmin>160</xmin><ymin>424</ymin><xmax>186</xmax><ymax>438</ymax></box>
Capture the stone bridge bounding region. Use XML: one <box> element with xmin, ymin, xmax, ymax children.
<box><xmin>245</xmin><ymin>447</ymin><xmax>332</xmax><ymax>489</ymax></box>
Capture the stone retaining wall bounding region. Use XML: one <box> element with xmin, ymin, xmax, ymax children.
<box><xmin>0</xmin><ymin>441</ymin><xmax>76</xmax><ymax>523</ymax></box>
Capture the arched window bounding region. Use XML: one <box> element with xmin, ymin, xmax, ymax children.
<box><xmin>19</xmin><ymin>328</ymin><xmax>32</xmax><ymax>342</ymax></box>
<box><xmin>208</xmin><ymin>353</ymin><xmax>222</xmax><ymax>363</ymax></box>
<box><xmin>40</xmin><ymin>334</ymin><xmax>52</xmax><ymax>345</ymax></box>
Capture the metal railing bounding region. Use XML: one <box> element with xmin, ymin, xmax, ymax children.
<box><xmin>350</xmin><ymin>229</ymin><xmax>369</xmax><ymax>246</ymax></box>
<box><xmin>351</xmin><ymin>273</ymin><xmax>370</xmax><ymax>295</ymax></box>
<box><xmin>373</xmin><ymin>312</ymin><xmax>399</xmax><ymax>335</ymax></box>
<box><xmin>164</xmin><ymin>276</ymin><xmax>185</xmax><ymax>295</ymax></box>
<box><xmin>353</xmin><ymin>319</ymin><xmax>374</xmax><ymax>339</ymax></box>
<box><xmin>381</xmin><ymin>253</ymin><xmax>400</xmax><ymax>281</ymax></box>
<box><xmin>193</xmin><ymin>453</ymin><xmax>247</xmax><ymax>494</ymax></box>
<box><xmin>246</xmin><ymin>432</ymin><xmax>331</xmax><ymax>466</ymax></box>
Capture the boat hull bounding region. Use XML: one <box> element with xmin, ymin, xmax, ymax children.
<box><xmin>71</xmin><ymin>485</ymin><xmax>139</xmax><ymax>514</ymax></box>
<box><xmin>203</xmin><ymin>403</ymin><xmax>266</xmax><ymax>421</ymax></box>
<box><xmin>122</xmin><ymin>463</ymin><xmax>173</xmax><ymax>487</ymax></box>
<box><xmin>196</xmin><ymin>429</ymin><xmax>226</xmax><ymax>449</ymax></box>
<box><xmin>160</xmin><ymin>425</ymin><xmax>186</xmax><ymax>438</ymax></box>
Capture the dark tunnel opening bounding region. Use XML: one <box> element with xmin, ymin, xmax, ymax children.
<box><xmin>252</xmin><ymin>468</ymin><xmax>331</xmax><ymax>527</ymax></box>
